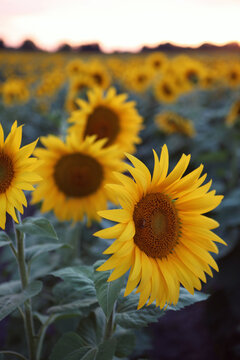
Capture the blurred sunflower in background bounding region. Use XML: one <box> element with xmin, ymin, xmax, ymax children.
<box><xmin>224</xmin><ymin>63</ymin><xmax>240</xmax><ymax>88</ymax></box>
<box><xmin>87</xmin><ymin>60</ymin><xmax>111</xmax><ymax>89</ymax></box>
<box><xmin>155</xmin><ymin>111</ymin><xmax>196</xmax><ymax>137</ymax></box>
<box><xmin>126</xmin><ymin>65</ymin><xmax>154</xmax><ymax>93</ymax></box>
<box><xmin>0</xmin><ymin>121</ymin><xmax>40</xmax><ymax>229</ymax></box>
<box><xmin>96</xmin><ymin>145</ymin><xmax>225</xmax><ymax>309</ymax></box>
<box><xmin>68</xmin><ymin>87</ymin><xmax>143</xmax><ymax>155</ymax></box>
<box><xmin>154</xmin><ymin>75</ymin><xmax>179</xmax><ymax>103</ymax></box>
<box><xmin>146</xmin><ymin>52</ymin><xmax>167</xmax><ymax>73</ymax></box>
<box><xmin>32</xmin><ymin>134</ymin><xmax>124</xmax><ymax>224</ymax></box>
<box><xmin>2</xmin><ymin>78</ymin><xmax>30</xmax><ymax>106</ymax></box>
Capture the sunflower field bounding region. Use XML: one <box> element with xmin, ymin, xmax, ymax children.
<box><xmin>0</xmin><ymin>50</ymin><xmax>240</xmax><ymax>360</ymax></box>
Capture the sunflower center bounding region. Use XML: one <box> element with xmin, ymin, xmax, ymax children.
<box><xmin>186</xmin><ymin>70</ymin><xmax>198</xmax><ymax>84</ymax></box>
<box><xmin>54</xmin><ymin>153</ymin><xmax>103</xmax><ymax>197</ymax></box>
<box><xmin>162</xmin><ymin>83</ymin><xmax>172</xmax><ymax>96</ymax></box>
<box><xmin>137</xmin><ymin>75</ymin><xmax>147</xmax><ymax>83</ymax></box>
<box><xmin>92</xmin><ymin>73</ymin><xmax>103</xmax><ymax>85</ymax></box>
<box><xmin>0</xmin><ymin>152</ymin><xmax>14</xmax><ymax>194</ymax></box>
<box><xmin>84</xmin><ymin>105</ymin><xmax>120</xmax><ymax>147</ymax></box>
<box><xmin>133</xmin><ymin>193</ymin><xmax>179</xmax><ymax>258</ymax></box>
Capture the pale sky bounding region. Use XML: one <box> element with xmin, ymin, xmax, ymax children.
<box><xmin>0</xmin><ymin>0</ymin><xmax>240</xmax><ymax>52</ymax></box>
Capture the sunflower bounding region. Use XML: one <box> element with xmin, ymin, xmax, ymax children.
<box><xmin>226</xmin><ymin>100</ymin><xmax>240</xmax><ymax>126</ymax></box>
<box><xmin>126</xmin><ymin>65</ymin><xmax>154</xmax><ymax>93</ymax></box>
<box><xmin>32</xmin><ymin>134</ymin><xmax>124</xmax><ymax>224</ymax></box>
<box><xmin>154</xmin><ymin>75</ymin><xmax>179</xmax><ymax>103</ymax></box>
<box><xmin>69</xmin><ymin>74</ymin><xmax>95</xmax><ymax>95</ymax></box>
<box><xmin>66</xmin><ymin>59</ymin><xmax>86</xmax><ymax>77</ymax></box>
<box><xmin>95</xmin><ymin>145</ymin><xmax>225</xmax><ymax>309</ymax></box>
<box><xmin>68</xmin><ymin>87</ymin><xmax>143</xmax><ymax>155</ymax></box>
<box><xmin>2</xmin><ymin>78</ymin><xmax>30</xmax><ymax>106</ymax></box>
<box><xmin>0</xmin><ymin>121</ymin><xmax>40</xmax><ymax>229</ymax></box>
<box><xmin>146</xmin><ymin>52</ymin><xmax>168</xmax><ymax>73</ymax></box>
<box><xmin>155</xmin><ymin>111</ymin><xmax>196</xmax><ymax>137</ymax></box>
<box><xmin>224</xmin><ymin>63</ymin><xmax>240</xmax><ymax>88</ymax></box>
<box><xmin>87</xmin><ymin>60</ymin><xmax>111</xmax><ymax>89</ymax></box>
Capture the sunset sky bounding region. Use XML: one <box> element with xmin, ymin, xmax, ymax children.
<box><xmin>0</xmin><ymin>0</ymin><xmax>240</xmax><ymax>52</ymax></box>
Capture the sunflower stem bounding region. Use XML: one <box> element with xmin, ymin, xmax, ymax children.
<box><xmin>14</xmin><ymin>212</ymin><xmax>36</xmax><ymax>360</ymax></box>
<box><xmin>104</xmin><ymin>302</ymin><xmax>116</xmax><ymax>341</ymax></box>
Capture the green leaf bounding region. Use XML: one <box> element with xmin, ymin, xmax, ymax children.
<box><xmin>116</xmin><ymin>287</ymin><xmax>209</xmax><ymax>329</ymax></box>
<box><xmin>0</xmin><ymin>232</ymin><xmax>11</xmax><ymax>248</ymax></box>
<box><xmin>93</xmin><ymin>260</ymin><xmax>125</xmax><ymax>320</ymax></box>
<box><xmin>25</xmin><ymin>243</ymin><xmax>71</xmax><ymax>264</ymax></box>
<box><xmin>116</xmin><ymin>292</ymin><xmax>164</xmax><ymax>329</ymax></box>
<box><xmin>51</xmin><ymin>266</ymin><xmax>96</xmax><ymax>299</ymax></box>
<box><xmin>114</xmin><ymin>330</ymin><xmax>135</xmax><ymax>358</ymax></box>
<box><xmin>50</xmin><ymin>333</ymin><xmax>116</xmax><ymax>360</ymax></box>
<box><xmin>0</xmin><ymin>281</ymin><xmax>21</xmax><ymax>296</ymax></box>
<box><xmin>15</xmin><ymin>217</ymin><xmax>58</xmax><ymax>240</ymax></box>
<box><xmin>49</xmin><ymin>332</ymin><xmax>90</xmax><ymax>360</ymax></box>
<box><xmin>47</xmin><ymin>298</ymin><xmax>97</xmax><ymax>315</ymax></box>
<box><xmin>0</xmin><ymin>232</ymin><xmax>11</xmax><ymax>242</ymax></box>
<box><xmin>0</xmin><ymin>240</ymin><xmax>11</xmax><ymax>248</ymax></box>
<box><xmin>77</xmin><ymin>308</ymin><xmax>106</xmax><ymax>346</ymax></box>
<box><xmin>0</xmin><ymin>281</ymin><xmax>42</xmax><ymax>321</ymax></box>
<box><xmin>96</xmin><ymin>338</ymin><xmax>116</xmax><ymax>360</ymax></box>
<box><xmin>169</xmin><ymin>287</ymin><xmax>209</xmax><ymax>311</ymax></box>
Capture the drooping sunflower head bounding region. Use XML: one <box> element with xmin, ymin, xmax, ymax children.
<box><xmin>0</xmin><ymin>121</ymin><xmax>41</xmax><ymax>229</ymax></box>
<box><xmin>32</xmin><ymin>133</ymin><xmax>124</xmax><ymax>224</ymax></box>
<box><xmin>155</xmin><ymin>111</ymin><xmax>196</xmax><ymax>137</ymax></box>
<box><xmin>68</xmin><ymin>87</ymin><xmax>143</xmax><ymax>155</ymax></box>
<box><xmin>95</xmin><ymin>145</ymin><xmax>225</xmax><ymax>309</ymax></box>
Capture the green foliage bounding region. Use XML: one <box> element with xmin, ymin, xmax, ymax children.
<box><xmin>0</xmin><ymin>232</ymin><xmax>11</xmax><ymax>248</ymax></box>
<box><xmin>25</xmin><ymin>243</ymin><xmax>71</xmax><ymax>265</ymax></box>
<box><xmin>0</xmin><ymin>281</ymin><xmax>42</xmax><ymax>321</ymax></box>
<box><xmin>50</xmin><ymin>309</ymin><xmax>117</xmax><ymax>360</ymax></box>
<box><xmin>93</xmin><ymin>260</ymin><xmax>125</xmax><ymax>320</ymax></box>
<box><xmin>115</xmin><ymin>288</ymin><xmax>209</xmax><ymax>329</ymax></box>
<box><xmin>15</xmin><ymin>217</ymin><xmax>58</xmax><ymax>240</ymax></box>
<box><xmin>114</xmin><ymin>329</ymin><xmax>136</xmax><ymax>358</ymax></box>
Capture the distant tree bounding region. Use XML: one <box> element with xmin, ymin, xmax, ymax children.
<box><xmin>18</xmin><ymin>39</ymin><xmax>40</xmax><ymax>51</ymax></box>
<box><xmin>76</xmin><ymin>43</ymin><xmax>101</xmax><ymax>53</ymax></box>
<box><xmin>0</xmin><ymin>39</ymin><xmax>5</xmax><ymax>50</ymax></box>
<box><xmin>57</xmin><ymin>43</ymin><xmax>72</xmax><ymax>52</ymax></box>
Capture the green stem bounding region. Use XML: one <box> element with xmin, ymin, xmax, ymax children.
<box><xmin>104</xmin><ymin>302</ymin><xmax>116</xmax><ymax>341</ymax></box>
<box><xmin>36</xmin><ymin>315</ymin><xmax>55</xmax><ymax>360</ymax></box>
<box><xmin>14</xmin><ymin>213</ymin><xmax>36</xmax><ymax>360</ymax></box>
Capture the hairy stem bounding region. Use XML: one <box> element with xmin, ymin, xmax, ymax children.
<box><xmin>15</xmin><ymin>213</ymin><xmax>36</xmax><ymax>360</ymax></box>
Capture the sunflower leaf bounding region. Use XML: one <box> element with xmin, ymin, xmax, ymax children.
<box><xmin>49</xmin><ymin>332</ymin><xmax>116</xmax><ymax>360</ymax></box>
<box><xmin>0</xmin><ymin>281</ymin><xmax>42</xmax><ymax>322</ymax></box>
<box><xmin>93</xmin><ymin>260</ymin><xmax>125</xmax><ymax>320</ymax></box>
<box><xmin>168</xmin><ymin>287</ymin><xmax>209</xmax><ymax>311</ymax></box>
<box><xmin>115</xmin><ymin>292</ymin><xmax>164</xmax><ymax>329</ymax></box>
<box><xmin>25</xmin><ymin>243</ymin><xmax>71</xmax><ymax>264</ymax></box>
<box><xmin>0</xmin><ymin>232</ymin><xmax>11</xmax><ymax>242</ymax></box>
<box><xmin>114</xmin><ymin>329</ymin><xmax>136</xmax><ymax>358</ymax></box>
<box><xmin>15</xmin><ymin>217</ymin><xmax>58</xmax><ymax>240</ymax></box>
<box><xmin>0</xmin><ymin>240</ymin><xmax>11</xmax><ymax>248</ymax></box>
